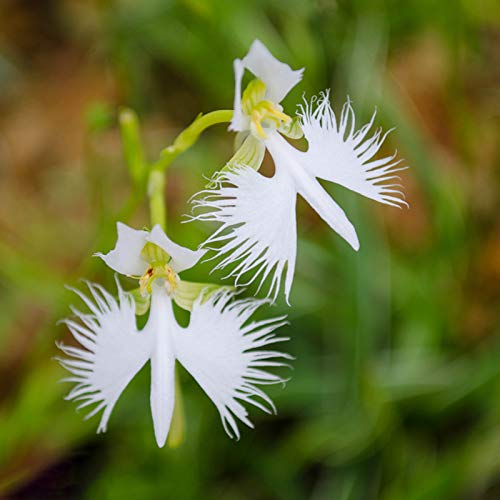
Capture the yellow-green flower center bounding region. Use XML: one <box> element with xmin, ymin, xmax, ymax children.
<box><xmin>241</xmin><ymin>79</ymin><xmax>291</xmax><ymax>139</ymax></box>
<box><xmin>139</xmin><ymin>242</ymin><xmax>179</xmax><ymax>296</ymax></box>
<box><xmin>139</xmin><ymin>263</ymin><xmax>179</xmax><ymax>296</ymax></box>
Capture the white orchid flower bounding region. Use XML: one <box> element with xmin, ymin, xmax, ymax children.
<box><xmin>57</xmin><ymin>222</ymin><xmax>290</xmax><ymax>447</ymax></box>
<box><xmin>192</xmin><ymin>40</ymin><xmax>407</xmax><ymax>303</ymax></box>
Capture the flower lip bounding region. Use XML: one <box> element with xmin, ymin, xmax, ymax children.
<box><xmin>193</xmin><ymin>92</ymin><xmax>408</xmax><ymax>301</ymax></box>
<box><xmin>58</xmin><ymin>281</ymin><xmax>290</xmax><ymax>445</ymax></box>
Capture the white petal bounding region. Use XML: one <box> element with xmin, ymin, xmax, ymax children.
<box><xmin>298</xmin><ymin>92</ymin><xmax>408</xmax><ymax>208</ymax></box>
<box><xmin>172</xmin><ymin>290</ymin><xmax>290</xmax><ymax>439</ymax></box>
<box><xmin>57</xmin><ymin>281</ymin><xmax>153</xmax><ymax>434</ymax></box>
<box><xmin>190</xmin><ymin>165</ymin><xmax>298</xmax><ymax>303</ymax></box>
<box><xmin>296</xmin><ymin>169</ymin><xmax>360</xmax><ymax>250</ymax></box>
<box><xmin>229</xmin><ymin>40</ymin><xmax>304</xmax><ymax>131</ymax></box>
<box><xmin>95</xmin><ymin>222</ymin><xmax>148</xmax><ymax>276</ymax></box>
<box><xmin>146</xmin><ymin>289</ymin><xmax>176</xmax><ymax>447</ymax></box>
<box><xmin>229</xmin><ymin>58</ymin><xmax>249</xmax><ymax>132</ymax></box>
<box><xmin>265</xmin><ymin>132</ymin><xmax>359</xmax><ymax>251</ymax></box>
<box><xmin>147</xmin><ymin>225</ymin><xmax>206</xmax><ymax>273</ymax></box>
<box><xmin>243</xmin><ymin>40</ymin><xmax>304</xmax><ymax>103</ymax></box>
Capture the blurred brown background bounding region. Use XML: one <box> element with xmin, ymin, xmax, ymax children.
<box><xmin>0</xmin><ymin>1</ymin><xmax>499</xmax><ymax>499</ymax></box>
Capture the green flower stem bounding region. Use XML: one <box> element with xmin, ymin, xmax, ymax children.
<box><xmin>146</xmin><ymin>109</ymin><xmax>233</xmax><ymax>230</ymax></box>
<box><xmin>153</xmin><ymin>109</ymin><xmax>233</xmax><ymax>172</ymax></box>
<box><xmin>148</xmin><ymin>168</ymin><xmax>167</xmax><ymax>229</ymax></box>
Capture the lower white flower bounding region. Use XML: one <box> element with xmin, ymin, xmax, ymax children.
<box><xmin>192</xmin><ymin>92</ymin><xmax>407</xmax><ymax>303</ymax></box>
<box><xmin>57</xmin><ymin>283</ymin><xmax>289</xmax><ymax>446</ymax></box>
<box><xmin>57</xmin><ymin>223</ymin><xmax>290</xmax><ymax>446</ymax></box>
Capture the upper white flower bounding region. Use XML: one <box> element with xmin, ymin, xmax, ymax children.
<box><xmin>192</xmin><ymin>41</ymin><xmax>407</xmax><ymax>303</ymax></box>
<box><xmin>230</xmin><ymin>39</ymin><xmax>304</xmax><ymax>134</ymax></box>
<box><xmin>58</xmin><ymin>223</ymin><xmax>290</xmax><ymax>446</ymax></box>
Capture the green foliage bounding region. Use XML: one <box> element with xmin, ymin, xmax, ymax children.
<box><xmin>0</xmin><ymin>0</ymin><xmax>498</xmax><ymax>498</ymax></box>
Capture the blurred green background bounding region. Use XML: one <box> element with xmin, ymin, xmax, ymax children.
<box><xmin>1</xmin><ymin>0</ymin><xmax>499</xmax><ymax>499</ymax></box>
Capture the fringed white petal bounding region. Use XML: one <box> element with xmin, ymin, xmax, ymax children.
<box><xmin>172</xmin><ymin>290</ymin><xmax>290</xmax><ymax>439</ymax></box>
<box><xmin>57</xmin><ymin>281</ymin><xmax>153</xmax><ymax>433</ymax></box>
<box><xmin>58</xmin><ymin>283</ymin><xmax>290</xmax><ymax>443</ymax></box>
<box><xmin>95</xmin><ymin>222</ymin><xmax>148</xmax><ymax>276</ymax></box>
<box><xmin>265</xmin><ymin>132</ymin><xmax>359</xmax><ymax>251</ymax></box>
<box><xmin>190</xmin><ymin>165</ymin><xmax>298</xmax><ymax>303</ymax></box>
<box><xmin>147</xmin><ymin>225</ymin><xmax>206</xmax><ymax>273</ymax></box>
<box><xmin>298</xmin><ymin>91</ymin><xmax>408</xmax><ymax>208</ymax></box>
<box><xmin>230</xmin><ymin>39</ymin><xmax>304</xmax><ymax>131</ymax></box>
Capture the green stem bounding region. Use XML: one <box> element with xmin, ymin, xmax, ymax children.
<box><xmin>146</xmin><ymin>109</ymin><xmax>233</xmax><ymax>230</ymax></box>
<box><xmin>148</xmin><ymin>168</ymin><xmax>166</xmax><ymax>229</ymax></box>
<box><xmin>153</xmin><ymin>109</ymin><xmax>233</xmax><ymax>172</ymax></box>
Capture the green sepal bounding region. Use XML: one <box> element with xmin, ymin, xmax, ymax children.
<box><xmin>206</xmin><ymin>134</ymin><xmax>265</xmax><ymax>188</ymax></box>
<box><xmin>279</xmin><ymin>116</ymin><xmax>304</xmax><ymax>139</ymax></box>
<box><xmin>174</xmin><ymin>280</ymin><xmax>234</xmax><ymax>312</ymax></box>
<box><xmin>234</xmin><ymin>131</ymin><xmax>248</xmax><ymax>151</ymax></box>
<box><xmin>227</xmin><ymin>133</ymin><xmax>265</xmax><ymax>172</ymax></box>
<box><xmin>129</xmin><ymin>288</ymin><xmax>151</xmax><ymax>315</ymax></box>
<box><xmin>140</xmin><ymin>242</ymin><xmax>170</xmax><ymax>266</ymax></box>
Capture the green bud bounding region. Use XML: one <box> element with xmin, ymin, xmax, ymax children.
<box><xmin>119</xmin><ymin>108</ymin><xmax>146</xmax><ymax>188</ymax></box>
